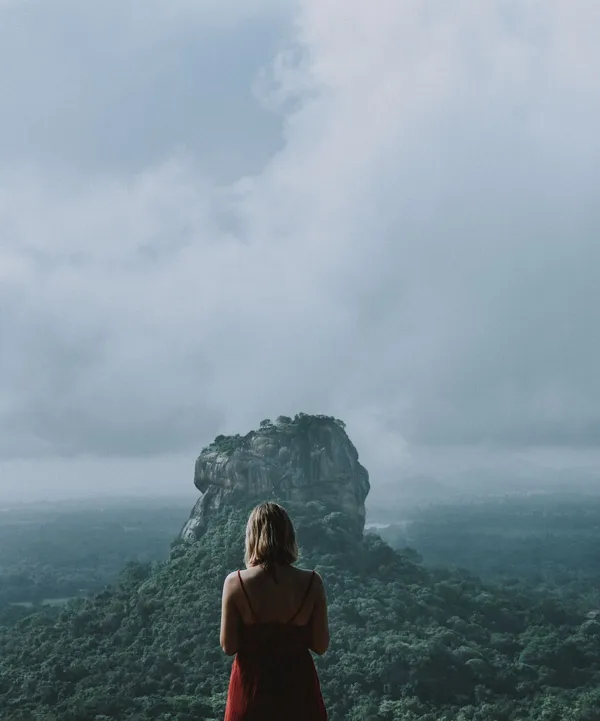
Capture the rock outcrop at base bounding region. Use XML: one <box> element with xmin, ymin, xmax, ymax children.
<box><xmin>180</xmin><ymin>413</ymin><xmax>370</xmax><ymax>541</ymax></box>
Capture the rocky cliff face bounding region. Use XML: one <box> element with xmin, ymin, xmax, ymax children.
<box><xmin>180</xmin><ymin>414</ymin><xmax>370</xmax><ymax>541</ymax></box>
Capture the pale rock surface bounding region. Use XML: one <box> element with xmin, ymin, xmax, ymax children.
<box><xmin>180</xmin><ymin>414</ymin><xmax>370</xmax><ymax>540</ymax></box>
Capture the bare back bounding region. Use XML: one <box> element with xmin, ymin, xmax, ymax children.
<box><xmin>221</xmin><ymin>562</ymin><xmax>329</xmax><ymax>656</ymax></box>
<box><xmin>236</xmin><ymin>565</ymin><xmax>316</xmax><ymax>626</ymax></box>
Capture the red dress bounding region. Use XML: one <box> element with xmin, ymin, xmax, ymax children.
<box><xmin>224</xmin><ymin>570</ymin><xmax>328</xmax><ymax>721</ymax></box>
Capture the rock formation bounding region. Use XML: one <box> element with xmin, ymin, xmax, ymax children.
<box><xmin>180</xmin><ymin>413</ymin><xmax>370</xmax><ymax>541</ymax></box>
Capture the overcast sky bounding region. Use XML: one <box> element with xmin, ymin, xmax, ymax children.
<box><xmin>1</xmin><ymin>0</ymin><xmax>600</xmax><ymax>503</ymax></box>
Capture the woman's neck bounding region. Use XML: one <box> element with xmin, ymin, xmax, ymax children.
<box><xmin>260</xmin><ymin>561</ymin><xmax>289</xmax><ymax>584</ymax></box>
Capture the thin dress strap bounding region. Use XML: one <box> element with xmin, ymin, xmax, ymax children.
<box><xmin>288</xmin><ymin>570</ymin><xmax>316</xmax><ymax>624</ymax></box>
<box><xmin>237</xmin><ymin>570</ymin><xmax>257</xmax><ymax>621</ymax></box>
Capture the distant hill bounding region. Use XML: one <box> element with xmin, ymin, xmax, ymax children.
<box><xmin>1</xmin><ymin>416</ymin><xmax>599</xmax><ymax>721</ymax></box>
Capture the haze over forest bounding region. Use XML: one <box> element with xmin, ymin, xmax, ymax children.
<box><xmin>1</xmin><ymin>0</ymin><xmax>600</xmax><ymax>503</ymax></box>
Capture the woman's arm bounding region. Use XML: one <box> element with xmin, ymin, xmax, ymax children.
<box><xmin>309</xmin><ymin>572</ymin><xmax>330</xmax><ymax>655</ymax></box>
<box><xmin>220</xmin><ymin>572</ymin><xmax>240</xmax><ymax>656</ymax></box>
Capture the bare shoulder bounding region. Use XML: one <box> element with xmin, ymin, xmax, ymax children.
<box><xmin>312</xmin><ymin>570</ymin><xmax>325</xmax><ymax>592</ymax></box>
<box><xmin>293</xmin><ymin>565</ymin><xmax>316</xmax><ymax>577</ymax></box>
<box><xmin>295</xmin><ymin>566</ymin><xmax>325</xmax><ymax>590</ymax></box>
<box><xmin>223</xmin><ymin>571</ymin><xmax>239</xmax><ymax>592</ymax></box>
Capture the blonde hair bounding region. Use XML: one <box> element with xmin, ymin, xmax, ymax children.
<box><xmin>244</xmin><ymin>502</ymin><xmax>298</xmax><ymax>571</ymax></box>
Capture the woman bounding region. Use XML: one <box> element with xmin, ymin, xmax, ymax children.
<box><xmin>220</xmin><ymin>502</ymin><xmax>329</xmax><ymax>721</ymax></box>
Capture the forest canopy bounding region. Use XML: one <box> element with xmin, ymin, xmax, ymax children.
<box><xmin>1</xmin><ymin>499</ymin><xmax>600</xmax><ymax>721</ymax></box>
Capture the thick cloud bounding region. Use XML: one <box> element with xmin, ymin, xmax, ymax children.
<box><xmin>1</xmin><ymin>0</ymin><xmax>600</xmax><ymax>497</ymax></box>
<box><xmin>0</xmin><ymin>0</ymin><xmax>287</xmax><ymax>181</ymax></box>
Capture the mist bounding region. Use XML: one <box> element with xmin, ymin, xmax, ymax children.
<box><xmin>1</xmin><ymin>0</ymin><xmax>600</xmax><ymax>503</ymax></box>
